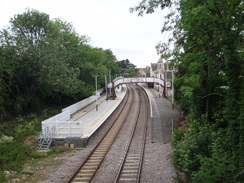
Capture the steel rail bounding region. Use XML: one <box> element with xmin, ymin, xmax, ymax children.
<box><xmin>68</xmin><ymin>85</ymin><xmax>136</xmax><ymax>183</ymax></box>
<box><xmin>136</xmin><ymin>85</ymin><xmax>149</xmax><ymax>183</ymax></box>
<box><xmin>114</xmin><ymin>85</ymin><xmax>149</xmax><ymax>183</ymax></box>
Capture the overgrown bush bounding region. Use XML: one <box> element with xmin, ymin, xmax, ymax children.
<box><xmin>31</xmin><ymin>147</ymin><xmax>62</xmax><ymax>159</ymax></box>
<box><xmin>47</xmin><ymin>147</ymin><xmax>62</xmax><ymax>155</ymax></box>
<box><xmin>0</xmin><ymin>113</ymin><xmax>47</xmax><ymax>181</ymax></box>
<box><xmin>173</xmin><ymin>117</ymin><xmax>213</xmax><ymax>174</ymax></box>
<box><xmin>172</xmin><ymin>127</ymin><xmax>185</xmax><ymax>147</ymax></box>
<box><xmin>192</xmin><ymin>139</ymin><xmax>235</xmax><ymax>183</ymax></box>
<box><xmin>0</xmin><ymin>171</ymin><xmax>6</xmax><ymax>183</ymax></box>
<box><xmin>172</xmin><ymin>116</ymin><xmax>244</xmax><ymax>182</ymax></box>
<box><xmin>0</xmin><ymin>142</ymin><xmax>31</xmax><ymax>170</ymax></box>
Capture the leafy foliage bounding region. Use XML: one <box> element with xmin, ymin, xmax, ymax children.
<box><xmin>172</xmin><ymin>118</ymin><xmax>240</xmax><ymax>182</ymax></box>
<box><xmin>0</xmin><ymin>142</ymin><xmax>31</xmax><ymax>170</ymax></box>
<box><xmin>117</xmin><ymin>59</ymin><xmax>137</xmax><ymax>77</ymax></box>
<box><xmin>0</xmin><ymin>9</ymin><xmax>120</xmax><ymax>116</ymax></box>
<box><xmin>0</xmin><ymin>110</ymin><xmax>67</xmax><ymax>180</ymax></box>
<box><xmin>0</xmin><ymin>9</ymin><xmax>139</xmax><ymax>181</ymax></box>
<box><xmin>133</xmin><ymin>0</ymin><xmax>243</xmax><ymax>181</ymax></box>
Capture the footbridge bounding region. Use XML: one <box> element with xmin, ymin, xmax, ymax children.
<box><xmin>107</xmin><ymin>77</ymin><xmax>170</xmax><ymax>99</ymax></box>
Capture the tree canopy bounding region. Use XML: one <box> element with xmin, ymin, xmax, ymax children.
<box><xmin>0</xmin><ymin>9</ymin><xmax>120</xmax><ymax>116</ymax></box>
<box><xmin>117</xmin><ymin>59</ymin><xmax>137</xmax><ymax>77</ymax></box>
<box><xmin>132</xmin><ymin>0</ymin><xmax>243</xmax><ymax>181</ymax></box>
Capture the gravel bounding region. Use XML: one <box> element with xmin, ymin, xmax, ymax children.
<box><xmin>38</xmin><ymin>96</ymin><xmax>177</xmax><ymax>183</ymax></box>
<box><xmin>140</xmin><ymin>105</ymin><xmax>177</xmax><ymax>183</ymax></box>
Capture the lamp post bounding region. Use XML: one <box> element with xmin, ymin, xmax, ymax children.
<box><xmin>105</xmin><ymin>75</ymin><xmax>108</xmax><ymax>101</ymax></box>
<box><xmin>158</xmin><ymin>69</ymin><xmax>161</xmax><ymax>98</ymax></box>
<box><xmin>95</xmin><ymin>75</ymin><xmax>98</xmax><ymax>111</ymax></box>
<box><xmin>165</xmin><ymin>71</ymin><xmax>168</xmax><ymax>98</ymax></box>
<box><xmin>109</xmin><ymin>70</ymin><xmax>111</xmax><ymax>98</ymax></box>
<box><xmin>172</xmin><ymin>70</ymin><xmax>174</xmax><ymax>109</ymax></box>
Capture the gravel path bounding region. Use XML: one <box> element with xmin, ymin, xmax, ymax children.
<box><xmin>141</xmin><ymin>114</ymin><xmax>176</xmax><ymax>183</ymax></box>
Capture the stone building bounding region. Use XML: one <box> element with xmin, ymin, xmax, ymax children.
<box><xmin>150</xmin><ymin>57</ymin><xmax>174</xmax><ymax>80</ymax></box>
<box><xmin>150</xmin><ymin>57</ymin><xmax>177</xmax><ymax>98</ymax></box>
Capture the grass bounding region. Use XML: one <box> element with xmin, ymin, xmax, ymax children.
<box><xmin>0</xmin><ymin>106</ymin><xmax>65</xmax><ymax>182</ymax></box>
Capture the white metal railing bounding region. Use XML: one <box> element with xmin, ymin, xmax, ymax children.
<box><xmin>110</xmin><ymin>77</ymin><xmax>167</xmax><ymax>88</ymax></box>
<box><xmin>62</xmin><ymin>95</ymin><xmax>98</xmax><ymax>115</ymax></box>
<box><xmin>42</xmin><ymin>88</ymin><xmax>104</xmax><ymax>136</ymax></box>
<box><xmin>65</xmin><ymin>90</ymin><xmax>104</xmax><ymax>114</ymax></box>
<box><xmin>42</xmin><ymin>110</ymin><xmax>70</xmax><ymax>127</ymax></box>
<box><xmin>38</xmin><ymin>125</ymin><xmax>55</xmax><ymax>144</ymax></box>
<box><xmin>44</xmin><ymin>126</ymin><xmax>56</xmax><ymax>138</ymax></box>
<box><xmin>42</xmin><ymin>121</ymin><xmax>83</xmax><ymax>137</ymax></box>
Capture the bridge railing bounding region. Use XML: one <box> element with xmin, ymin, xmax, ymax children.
<box><xmin>109</xmin><ymin>77</ymin><xmax>167</xmax><ymax>88</ymax></box>
<box><xmin>106</xmin><ymin>76</ymin><xmax>172</xmax><ymax>99</ymax></box>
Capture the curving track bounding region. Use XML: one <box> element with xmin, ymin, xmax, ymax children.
<box><xmin>68</xmin><ymin>84</ymin><xmax>149</xmax><ymax>183</ymax></box>
<box><xmin>114</xmin><ymin>85</ymin><xmax>149</xmax><ymax>183</ymax></box>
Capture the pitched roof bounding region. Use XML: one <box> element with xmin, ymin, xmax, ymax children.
<box><xmin>158</xmin><ymin>57</ymin><xmax>163</xmax><ymax>63</ymax></box>
<box><xmin>151</xmin><ymin>63</ymin><xmax>157</xmax><ymax>71</ymax></box>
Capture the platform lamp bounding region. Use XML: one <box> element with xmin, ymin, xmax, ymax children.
<box><xmin>171</xmin><ymin>70</ymin><xmax>174</xmax><ymax>109</ymax></box>
<box><xmin>109</xmin><ymin>70</ymin><xmax>111</xmax><ymax>98</ymax></box>
<box><xmin>165</xmin><ymin>71</ymin><xmax>168</xmax><ymax>98</ymax></box>
<box><xmin>105</xmin><ymin>75</ymin><xmax>108</xmax><ymax>101</ymax></box>
<box><xmin>95</xmin><ymin>75</ymin><xmax>98</xmax><ymax>111</ymax></box>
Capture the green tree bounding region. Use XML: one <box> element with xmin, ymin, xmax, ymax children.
<box><xmin>15</xmin><ymin>10</ymin><xmax>80</xmax><ymax>110</ymax></box>
<box><xmin>0</xmin><ymin>9</ymin><xmax>121</xmax><ymax>115</ymax></box>
<box><xmin>76</xmin><ymin>46</ymin><xmax>119</xmax><ymax>92</ymax></box>
<box><xmin>132</xmin><ymin>0</ymin><xmax>244</xmax><ymax>181</ymax></box>
<box><xmin>118</xmin><ymin>59</ymin><xmax>137</xmax><ymax>77</ymax></box>
<box><xmin>0</xmin><ymin>9</ymin><xmax>90</xmax><ymax>114</ymax></box>
<box><xmin>0</xmin><ymin>46</ymin><xmax>15</xmax><ymax>115</ymax></box>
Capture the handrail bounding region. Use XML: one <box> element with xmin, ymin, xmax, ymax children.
<box><xmin>42</xmin><ymin>121</ymin><xmax>83</xmax><ymax>137</ymax></box>
<box><xmin>108</xmin><ymin>77</ymin><xmax>167</xmax><ymax>88</ymax></box>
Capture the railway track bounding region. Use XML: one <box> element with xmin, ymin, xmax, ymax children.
<box><xmin>114</xmin><ymin>85</ymin><xmax>149</xmax><ymax>183</ymax></box>
<box><xmin>68</xmin><ymin>84</ymin><xmax>149</xmax><ymax>183</ymax></box>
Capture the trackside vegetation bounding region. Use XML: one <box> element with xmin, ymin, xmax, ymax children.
<box><xmin>0</xmin><ymin>112</ymin><xmax>62</xmax><ymax>182</ymax></box>
<box><xmin>132</xmin><ymin>0</ymin><xmax>243</xmax><ymax>182</ymax></box>
<box><xmin>0</xmin><ymin>9</ymin><xmax>137</xmax><ymax>118</ymax></box>
<box><xmin>0</xmin><ymin>9</ymin><xmax>119</xmax><ymax>116</ymax></box>
<box><xmin>0</xmin><ymin>9</ymin><xmax>137</xmax><ymax>182</ymax></box>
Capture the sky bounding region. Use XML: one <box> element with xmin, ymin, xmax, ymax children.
<box><xmin>0</xmin><ymin>0</ymin><xmax>167</xmax><ymax>68</ymax></box>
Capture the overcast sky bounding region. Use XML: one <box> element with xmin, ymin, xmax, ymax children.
<box><xmin>0</xmin><ymin>0</ymin><xmax>167</xmax><ymax>68</ymax></box>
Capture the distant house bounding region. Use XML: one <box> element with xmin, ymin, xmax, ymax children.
<box><xmin>150</xmin><ymin>58</ymin><xmax>174</xmax><ymax>80</ymax></box>
<box><xmin>138</xmin><ymin>68</ymin><xmax>146</xmax><ymax>77</ymax></box>
<box><xmin>137</xmin><ymin>66</ymin><xmax>151</xmax><ymax>77</ymax></box>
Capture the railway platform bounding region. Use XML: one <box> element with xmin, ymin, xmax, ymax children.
<box><xmin>48</xmin><ymin>83</ymin><xmax>179</xmax><ymax>148</ymax></box>
<box><xmin>70</xmin><ymin>86</ymin><xmax>127</xmax><ymax>139</ymax></box>
<box><xmin>51</xmin><ymin>85</ymin><xmax>127</xmax><ymax>147</ymax></box>
<box><xmin>141</xmin><ymin>84</ymin><xmax>180</xmax><ymax>143</ymax></box>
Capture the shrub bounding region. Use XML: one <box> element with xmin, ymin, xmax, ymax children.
<box><xmin>14</xmin><ymin>117</ymin><xmax>41</xmax><ymax>140</ymax></box>
<box><xmin>172</xmin><ymin>115</ymin><xmax>243</xmax><ymax>182</ymax></box>
<box><xmin>191</xmin><ymin>132</ymin><xmax>235</xmax><ymax>183</ymax></box>
<box><xmin>0</xmin><ymin>171</ymin><xmax>6</xmax><ymax>182</ymax></box>
<box><xmin>47</xmin><ymin>147</ymin><xmax>62</xmax><ymax>155</ymax></box>
<box><xmin>31</xmin><ymin>151</ymin><xmax>47</xmax><ymax>158</ymax></box>
<box><xmin>172</xmin><ymin>118</ymin><xmax>213</xmax><ymax>174</ymax></box>
<box><xmin>172</xmin><ymin>127</ymin><xmax>185</xmax><ymax>148</ymax></box>
<box><xmin>0</xmin><ymin>142</ymin><xmax>30</xmax><ymax>170</ymax></box>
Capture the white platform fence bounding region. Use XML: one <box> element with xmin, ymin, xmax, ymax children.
<box><xmin>42</xmin><ymin>121</ymin><xmax>83</xmax><ymax>137</ymax></box>
<box><xmin>41</xmin><ymin>88</ymin><xmax>103</xmax><ymax>138</ymax></box>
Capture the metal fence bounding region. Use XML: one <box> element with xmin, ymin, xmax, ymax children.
<box><xmin>41</xmin><ymin>89</ymin><xmax>104</xmax><ymax>138</ymax></box>
<box><xmin>42</xmin><ymin>121</ymin><xmax>83</xmax><ymax>137</ymax></box>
